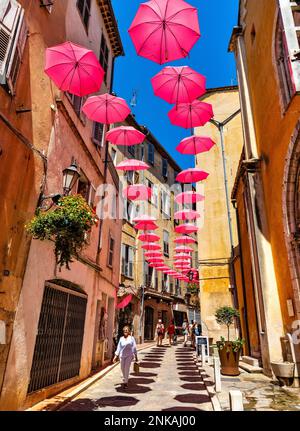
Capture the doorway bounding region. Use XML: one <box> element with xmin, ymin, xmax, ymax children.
<box><xmin>144</xmin><ymin>306</ymin><xmax>154</xmax><ymax>340</ymax></box>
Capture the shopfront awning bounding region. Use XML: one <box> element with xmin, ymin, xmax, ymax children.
<box><xmin>116</xmin><ymin>294</ymin><xmax>133</xmax><ymax>309</ymax></box>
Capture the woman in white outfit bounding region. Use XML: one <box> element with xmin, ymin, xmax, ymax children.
<box><xmin>113</xmin><ymin>326</ymin><xmax>138</xmax><ymax>389</ymax></box>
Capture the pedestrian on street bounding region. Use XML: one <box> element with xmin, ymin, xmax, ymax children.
<box><xmin>191</xmin><ymin>321</ymin><xmax>197</xmax><ymax>348</ymax></box>
<box><xmin>182</xmin><ymin>319</ymin><xmax>189</xmax><ymax>347</ymax></box>
<box><xmin>156</xmin><ymin>318</ymin><xmax>165</xmax><ymax>346</ymax></box>
<box><xmin>167</xmin><ymin>319</ymin><xmax>175</xmax><ymax>346</ymax></box>
<box><xmin>113</xmin><ymin>325</ymin><xmax>138</xmax><ymax>390</ymax></box>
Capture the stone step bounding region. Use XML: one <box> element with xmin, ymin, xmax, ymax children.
<box><xmin>241</xmin><ymin>356</ymin><xmax>260</xmax><ymax>367</ymax></box>
<box><xmin>239</xmin><ymin>360</ymin><xmax>263</xmax><ymax>373</ymax></box>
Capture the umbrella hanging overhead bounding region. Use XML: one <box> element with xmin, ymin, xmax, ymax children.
<box><xmin>123</xmin><ymin>185</ymin><xmax>152</xmax><ymax>201</ymax></box>
<box><xmin>116</xmin><ymin>159</ymin><xmax>150</xmax><ymax>171</ymax></box>
<box><xmin>168</xmin><ymin>100</ymin><xmax>213</xmax><ymax>129</ymax></box>
<box><xmin>82</xmin><ymin>93</ymin><xmax>131</xmax><ymax>124</ymax></box>
<box><xmin>147</xmin><ymin>258</ymin><xmax>165</xmax><ymax>264</ymax></box>
<box><xmin>175</xmin><ymin>245</ymin><xmax>194</xmax><ymax>252</ymax></box>
<box><xmin>128</xmin><ymin>0</ymin><xmax>200</xmax><ymax>65</ymax></box>
<box><xmin>174</xmin><ymin>209</ymin><xmax>200</xmax><ymax>220</ymax></box>
<box><xmin>142</xmin><ymin>243</ymin><xmax>161</xmax><ymax>251</ymax></box>
<box><xmin>106</xmin><ymin>126</ymin><xmax>145</xmax><ymax>146</ymax></box>
<box><xmin>138</xmin><ymin>233</ymin><xmax>160</xmax><ymax>242</ymax></box>
<box><xmin>174</xmin><ymin>235</ymin><xmax>196</xmax><ymax>244</ymax></box>
<box><xmin>116</xmin><ymin>294</ymin><xmax>133</xmax><ymax>310</ymax></box>
<box><xmin>151</xmin><ymin>66</ymin><xmax>206</xmax><ymax>105</ymax></box>
<box><xmin>133</xmin><ymin>215</ymin><xmax>157</xmax><ymax>223</ymax></box>
<box><xmin>176</xmin><ymin>135</ymin><xmax>215</xmax><ymax>155</ymax></box>
<box><xmin>144</xmin><ymin>251</ymin><xmax>163</xmax><ymax>257</ymax></box>
<box><xmin>174</xmin><ymin>254</ymin><xmax>193</xmax><ymax>259</ymax></box>
<box><xmin>175</xmin><ymin>223</ymin><xmax>198</xmax><ymax>234</ymax></box>
<box><xmin>176</xmin><ymin>168</ymin><xmax>209</xmax><ymax>183</ymax></box>
<box><xmin>134</xmin><ymin>221</ymin><xmax>158</xmax><ymax>230</ymax></box>
<box><xmin>45</xmin><ymin>41</ymin><xmax>104</xmax><ymax>97</ymax></box>
<box><xmin>175</xmin><ymin>191</ymin><xmax>204</xmax><ymax>205</ymax></box>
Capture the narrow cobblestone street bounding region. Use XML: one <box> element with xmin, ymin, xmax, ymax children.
<box><xmin>60</xmin><ymin>341</ymin><xmax>213</xmax><ymax>412</ymax></box>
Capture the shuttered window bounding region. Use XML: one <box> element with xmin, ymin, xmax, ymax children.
<box><xmin>99</xmin><ymin>32</ymin><xmax>109</xmax><ymax>82</ymax></box>
<box><xmin>93</xmin><ymin>122</ymin><xmax>104</xmax><ymax>146</ymax></box>
<box><xmin>121</xmin><ymin>244</ymin><xmax>134</xmax><ymax>278</ymax></box>
<box><xmin>76</xmin><ymin>0</ymin><xmax>91</xmax><ymax>30</ymax></box>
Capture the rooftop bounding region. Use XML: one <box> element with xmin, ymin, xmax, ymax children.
<box><xmin>97</xmin><ymin>0</ymin><xmax>124</xmax><ymax>57</ymax></box>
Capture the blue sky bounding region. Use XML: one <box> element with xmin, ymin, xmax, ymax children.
<box><xmin>111</xmin><ymin>0</ymin><xmax>239</xmax><ymax>170</ymax></box>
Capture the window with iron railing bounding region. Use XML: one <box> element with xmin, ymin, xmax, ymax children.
<box><xmin>121</xmin><ymin>244</ymin><xmax>134</xmax><ymax>278</ymax></box>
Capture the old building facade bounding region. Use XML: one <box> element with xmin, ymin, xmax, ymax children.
<box><xmin>0</xmin><ymin>0</ymin><xmax>124</xmax><ymax>410</ymax></box>
<box><xmin>229</xmin><ymin>0</ymin><xmax>300</xmax><ymax>375</ymax></box>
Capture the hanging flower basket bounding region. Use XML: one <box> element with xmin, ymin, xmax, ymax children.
<box><xmin>26</xmin><ymin>194</ymin><xmax>97</xmax><ymax>269</ymax></box>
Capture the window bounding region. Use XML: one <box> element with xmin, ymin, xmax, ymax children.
<box><xmin>144</xmin><ymin>261</ymin><xmax>154</xmax><ymax>287</ymax></box>
<box><xmin>147</xmin><ymin>179</ymin><xmax>159</xmax><ymax>207</ymax></box>
<box><xmin>111</xmin><ymin>148</ymin><xmax>117</xmax><ymax>165</ymax></box>
<box><xmin>161</xmin><ymin>190</ymin><xmax>171</xmax><ymax>218</ymax></box>
<box><xmin>170</xmin><ymin>282</ymin><xmax>173</xmax><ymax>295</ymax></box>
<box><xmin>67</xmin><ymin>93</ymin><xmax>86</xmax><ymax>123</ymax></box>
<box><xmin>77</xmin><ymin>172</ymin><xmax>95</xmax><ymax>207</ymax></box>
<box><xmin>175</xmin><ymin>279</ymin><xmax>181</xmax><ymax>296</ymax></box>
<box><xmin>93</xmin><ymin>122</ymin><xmax>104</xmax><ymax>146</ymax></box>
<box><xmin>76</xmin><ymin>0</ymin><xmax>91</xmax><ymax>30</ymax></box>
<box><xmin>108</xmin><ymin>236</ymin><xmax>115</xmax><ymax>267</ymax></box>
<box><xmin>162</xmin><ymin>274</ymin><xmax>169</xmax><ymax>293</ymax></box>
<box><xmin>0</xmin><ymin>1</ymin><xmax>27</xmax><ymax>94</ymax></box>
<box><xmin>148</xmin><ymin>142</ymin><xmax>155</xmax><ymax>164</ymax></box>
<box><xmin>123</xmin><ymin>200</ymin><xmax>136</xmax><ymax>224</ymax></box>
<box><xmin>121</xmin><ymin>244</ymin><xmax>134</xmax><ymax>278</ymax></box>
<box><xmin>163</xmin><ymin>230</ymin><xmax>169</xmax><ymax>256</ymax></box>
<box><xmin>128</xmin><ymin>144</ymin><xmax>135</xmax><ymax>157</ymax></box>
<box><xmin>99</xmin><ymin>32</ymin><xmax>109</xmax><ymax>81</ymax></box>
<box><xmin>275</xmin><ymin>13</ymin><xmax>295</xmax><ymax>108</ymax></box>
<box><xmin>162</xmin><ymin>158</ymin><xmax>168</xmax><ymax>178</ymax></box>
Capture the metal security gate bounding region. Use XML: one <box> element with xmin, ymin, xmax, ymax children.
<box><xmin>27</xmin><ymin>283</ymin><xmax>87</xmax><ymax>394</ymax></box>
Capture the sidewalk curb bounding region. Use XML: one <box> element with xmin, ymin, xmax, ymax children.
<box><xmin>193</xmin><ymin>355</ymin><xmax>222</xmax><ymax>412</ymax></box>
<box><xmin>27</xmin><ymin>342</ymin><xmax>156</xmax><ymax>412</ymax></box>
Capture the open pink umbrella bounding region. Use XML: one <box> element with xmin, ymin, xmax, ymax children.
<box><xmin>135</xmin><ymin>221</ymin><xmax>158</xmax><ymax>231</ymax></box>
<box><xmin>142</xmin><ymin>243</ymin><xmax>161</xmax><ymax>251</ymax></box>
<box><xmin>151</xmin><ymin>66</ymin><xmax>206</xmax><ymax>105</ymax></box>
<box><xmin>45</xmin><ymin>41</ymin><xmax>104</xmax><ymax>97</ymax></box>
<box><xmin>116</xmin><ymin>294</ymin><xmax>133</xmax><ymax>310</ymax></box>
<box><xmin>133</xmin><ymin>215</ymin><xmax>157</xmax><ymax>223</ymax></box>
<box><xmin>123</xmin><ymin>185</ymin><xmax>152</xmax><ymax>201</ymax></box>
<box><xmin>176</xmin><ymin>168</ymin><xmax>209</xmax><ymax>183</ymax></box>
<box><xmin>175</xmin><ymin>223</ymin><xmax>198</xmax><ymax>234</ymax></box>
<box><xmin>176</xmin><ymin>135</ymin><xmax>215</xmax><ymax>155</ymax></box>
<box><xmin>174</xmin><ymin>254</ymin><xmax>193</xmax><ymax>259</ymax></box>
<box><xmin>106</xmin><ymin>126</ymin><xmax>145</xmax><ymax>146</ymax></box>
<box><xmin>174</xmin><ymin>235</ymin><xmax>196</xmax><ymax>244</ymax></box>
<box><xmin>175</xmin><ymin>245</ymin><xmax>193</xmax><ymax>252</ymax></box>
<box><xmin>82</xmin><ymin>93</ymin><xmax>130</xmax><ymax>124</ymax></box>
<box><xmin>174</xmin><ymin>209</ymin><xmax>200</xmax><ymax>220</ymax></box>
<box><xmin>138</xmin><ymin>233</ymin><xmax>160</xmax><ymax>242</ymax></box>
<box><xmin>168</xmin><ymin>100</ymin><xmax>213</xmax><ymax>129</ymax></box>
<box><xmin>147</xmin><ymin>258</ymin><xmax>164</xmax><ymax>264</ymax></box>
<box><xmin>116</xmin><ymin>159</ymin><xmax>149</xmax><ymax>171</ymax></box>
<box><xmin>128</xmin><ymin>0</ymin><xmax>200</xmax><ymax>65</ymax></box>
<box><xmin>175</xmin><ymin>191</ymin><xmax>204</xmax><ymax>205</ymax></box>
<box><xmin>144</xmin><ymin>251</ymin><xmax>162</xmax><ymax>257</ymax></box>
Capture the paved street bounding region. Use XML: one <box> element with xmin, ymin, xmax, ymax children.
<box><xmin>60</xmin><ymin>341</ymin><xmax>214</xmax><ymax>412</ymax></box>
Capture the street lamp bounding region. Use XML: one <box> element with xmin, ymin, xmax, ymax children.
<box><xmin>62</xmin><ymin>160</ymin><xmax>80</xmax><ymax>196</ymax></box>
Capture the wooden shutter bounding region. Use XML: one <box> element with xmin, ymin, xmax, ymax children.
<box><xmin>128</xmin><ymin>246</ymin><xmax>134</xmax><ymax>278</ymax></box>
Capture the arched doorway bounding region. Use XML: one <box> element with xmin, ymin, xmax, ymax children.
<box><xmin>144</xmin><ymin>306</ymin><xmax>154</xmax><ymax>340</ymax></box>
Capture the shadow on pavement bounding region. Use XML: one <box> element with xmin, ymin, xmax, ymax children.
<box><xmin>180</xmin><ymin>376</ymin><xmax>203</xmax><ymax>383</ymax></box>
<box><xmin>61</xmin><ymin>395</ymin><xmax>139</xmax><ymax>410</ymax></box>
<box><xmin>181</xmin><ymin>383</ymin><xmax>206</xmax><ymax>391</ymax></box>
<box><xmin>178</xmin><ymin>371</ymin><xmax>200</xmax><ymax>376</ymax></box>
<box><xmin>162</xmin><ymin>406</ymin><xmax>203</xmax><ymax>411</ymax></box>
<box><xmin>116</xmin><ymin>384</ymin><xmax>151</xmax><ymax>394</ymax></box>
<box><xmin>174</xmin><ymin>393</ymin><xmax>211</xmax><ymax>404</ymax></box>
<box><xmin>140</xmin><ymin>362</ymin><xmax>161</xmax><ymax>368</ymax></box>
<box><xmin>129</xmin><ymin>377</ymin><xmax>155</xmax><ymax>385</ymax></box>
<box><xmin>177</xmin><ymin>366</ymin><xmax>197</xmax><ymax>370</ymax></box>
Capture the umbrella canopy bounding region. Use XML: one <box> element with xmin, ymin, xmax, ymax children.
<box><xmin>134</xmin><ymin>221</ymin><xmax>158</xmax><ymax>230</ymax></box>
<box><xmin>106</xmin><ymin>126</ymin><xmax>145</xmax><ymax>146</ymax></box>
<box><xmin>151</xmin><ymin>66</ymin><xmax>206</xmax><ymax>105</ymax></box>
<box><xmin>133</xmin><ymin>215</ymin><xmax>157</xmax><ymax>223</ymax></box>
<box><xmin>176</xmin><ymin>168</ymin><xmax>209</xmax><ymax>183</ymax></box>
<box><xmin>142</xmin><ymin>243</ymin><xmax>161</xmax><ymax>251</ymax></box>
<box><xmin>174</xmin><ymin>235</ymin><xmax>196</xmax><ymax>244</ymax></box>
<box><xmin>175</xmin><ymin>245</ymin><xmax>194</xmax><ymax>252</ymax></box>
<box><xmin>138</xmin><ymin>233</ymin><xmax>160</xmax><ymax>242</ymax></box>
<box><xmin>174</xmin><ymin>209</ymin><xmax>200</xmax><ymax>220</ymax></box>
<box><xmin>116</xmin><ymin>159</ymin><xmax>150</xmax><ymax>171</ymax></box>
<box><xmin>175</xmin><ymin>223</ymin><xmax>198</xmax><ymax>234</ymax></box>
<box><xmin>123</xmin><ymin>185</ymin><xmax>152</xmax><ymax>201</ymax></box>
<box><xmin>174</xmin><ymin>254</ymin><xmax>193</xmax><ymax>259</ymax></box>
<box><xmin>82</xmin><ymin>94</ymin><xmax>130</xmax><ymax>124</ymax></box>
<box><xmin>144</xmin><ymin>251</ymin><xmax>163</xmax><ymax>257</ymax></box>
<box><xmin>116</xmin><ymin>294</ymin><xmax>133</xmax><ymax>310</ymax></box>
<box><xmin>147</xmin><ymin>258</ymin><xmax>165</xmax><ymax>263</ymax></box>
<box><xmin>168</xmin><ymin>100</ymin><xmax>213</xmax><ymax>129</ymax></box>
<box><xmin>175</xmin><ymin>191</ymin><xmax>204</xmax><ymax>205</ymax></box>
<box><xmin>128</xmin><ymin>0</ymin><xmax>200</xmax><ymax>65</ymax></box>
<box><xmin>176</xmin><ymin>135</ymin><xmax>215</xmax><ymax>155</ymax></box>
<box><xmin>45</xmin><ymin>41</ymin><xmax>104</xmax><ymax>97</ymax></box>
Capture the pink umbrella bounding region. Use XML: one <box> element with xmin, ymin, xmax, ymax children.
<box><xmin>175</xmin><ymin>191</ymin><xmax>204</xmax><ymax>205</ymax></box>
<box><xmin>128</xmin><ymin>0</ymin><xmax>200</xmax><ymax>65</ymax></box>
<box><xmin>174</xmin><ymin>209</ymin><xmax>200</xmax><ymax>220</ymax></box>
<box><xmin>123</xmin><ymin>185</ymin><xmax>152</xmax><ymax>201</ymax></box>
<box><xmin>82</xmin><ymin>93</ymin><xmax>130</xmax><ymax>124</ymax></box>
<box><xmin>151</xmin><ymin>66</ymin><xmax>206</xmax><ymax>105</ymax></box>
<box><xmin>116</xmin><ymin>159</ymin><xmax>149</xmax><ymax>171</ymax></box>
<box><xmin>142</xmin><ymin>243</ymin><xmax>161</xmax><ymax>251</ymax></box>
<box><xmin>45</xmin><ymin>41</ymin><xmax>104</xmax><ymax>97</ymax></box>
<box><xmin>138</xmin><ymin>233</ymin><xmax>160</xmax><ymax>242</ymax></box>
<box><xmin>116</xmin><ymin>294</ymin><xmax>133</xmax><ymax>309</ymax></box>
<box><xmin>176</xmin><ymin>168</ymin><xmax>209</xmax><ymax>183</ymax></box>
<box><xmin>175</xmin><ymin>223</ymin><xmax>198</xmax><ymax>234</ymax></box>
<box><xmin>135</xmin><ymin>221</ymin><xmax>158</xmax><ymax>230</ymax></box>
<box><xmin>133</xmin><ymin>215</ymin><xmax>157</xmax><ymax>223</ymax></box>
<box><xmin>174</xmin><ymin>235</ymin><xmax>196</xmax><ymax>244</ymax></box>
<box><xmin>175</xmin><ymin>245</ymin><xmax>193</xmax><ymax>252</ymax></box>
<box><xmin>174</xmin><ymin>254</ymin><xmax>193</xmax><ymax>260</ymax></box>
<box><xmin>176</xmin><ymin>135</ymin><xmax>215</xmax><ymax>155</ymax></box>
<box><xmin>144</xmin><ymin>251</ymin><xmax>163</xmax><ymax>257</ymax></box>
<box><xmin>106</xmin><ymin>126</ymin><xmax>145</xmax><ymax>146</ymax></box>
<box><xmin>168</xmin><ymin>100</ymin><xmax>213</xmax><ymax>129</ymax></box>
<box><xmin>147</xmin><ymin>257</ymin><xmax>164</xmax><ymax>263</ymax></box>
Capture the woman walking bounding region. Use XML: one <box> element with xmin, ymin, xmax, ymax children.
<box><xmin>113</xmin><ymin>326</ymin><xmax>138</xmax><ymax>389</ymax></box>
<box><xmin>167</xmin><ymin>319</ymin><xmax>175</xmax><ymax>346</ymax></box>
<box><xmin>156</xmin><ymin>318</ymin><xmax>165</xmax><ymax>346</ymax></box>
<box><xmin>182</xmin><ymin>319</ymin><xmax>189</xmax><ymax>347</ymax></box>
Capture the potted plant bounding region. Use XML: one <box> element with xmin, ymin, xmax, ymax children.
<box><xmin>215</xmin><ymin>306</ymin><xmax>245</xmax><ymax>376</ymax></box>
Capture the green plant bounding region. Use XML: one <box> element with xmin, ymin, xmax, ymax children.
<box><xmin>26</xmin><ymin>194</ymin><xmax>97</xmax><ymax>269</ymax></box>
<box><xmin>217</xmin><ymin>336</ymin><xmax>245</xmax><ymax>353</ymax></box>
<box><xmin>215</xmin><ymin>306</ymin><xmax>242</xmax><ymax>343</ymax></box>
<box><xmin>187</xmin><ymin>282</ymin><xmax>199</xmax><ymax>294</ymax></box>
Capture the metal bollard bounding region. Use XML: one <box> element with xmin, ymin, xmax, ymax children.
<box><xmin>214</xmin><ymin>356</ymin><xmax>221</xmax><ymax>393</ymax></box>
<box><xmin>229</xmin><ymin>390</ymin><xmax>244</xmax><ymax>411</ymax></box>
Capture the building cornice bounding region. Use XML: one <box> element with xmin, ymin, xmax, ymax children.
<box><xmin>97</xmin><ymin>0</ymin><xmax>124</xmax><ymax>57</ymax></box>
